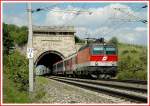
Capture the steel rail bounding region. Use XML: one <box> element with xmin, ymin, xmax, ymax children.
<box><xmin>49</xmin><ymin>76</ymin><xmax>147</xmax><ymax>103</ymax></box>
<box><xmin>50</xmin><ymin>76</ymin><xmax>147</xmax><ymax>93</ymax></box>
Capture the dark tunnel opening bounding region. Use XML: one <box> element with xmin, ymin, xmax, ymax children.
<box><xmin>36</xmin><ymin>51</ymin><xmax>64</xmax><ymax>75</ymax></box>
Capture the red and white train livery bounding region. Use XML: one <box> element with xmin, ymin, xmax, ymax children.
<box><xmin>53</xmin><ymin>43</ymin><xmax>118</xmax><ymax>79</ymax></box>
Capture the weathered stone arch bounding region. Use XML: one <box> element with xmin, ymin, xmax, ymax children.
<box><xmin>33</xmin><ymin>26</ymin><xmax>77</xmax><ymax>63</ymax></box>
<box><xmin>32</xmin><ymin>26</ymin><xmax>83</xmax><ymax>73</ymax></box>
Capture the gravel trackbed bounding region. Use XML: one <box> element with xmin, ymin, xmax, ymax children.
<box><xmin>34</xmin><ymin>77</ymin><xmax>132</xmax><ymax>104</ymax></box>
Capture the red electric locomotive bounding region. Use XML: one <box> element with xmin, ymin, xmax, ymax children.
<box><xmin>53</xmin><ymin>38</ymin><xmax>118</xmax><ymax>79</ymax></box>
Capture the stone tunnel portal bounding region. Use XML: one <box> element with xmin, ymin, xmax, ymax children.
<box><xmin>35</xmin><ymin>51</ymin><xmax>64</xmax><ymax>74</ymax></box>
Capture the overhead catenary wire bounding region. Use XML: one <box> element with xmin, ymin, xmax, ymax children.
<box><xmin>84</xmin><ymin>4</ymin><xmax>147</xmax><ymax>39</ymax></box>
<box><xmin>112</xmin><ymin>5</ymin><xmax>147</xmax><ymax>24</ymax></box>
<box><xmin>31</xmin><ymin>3</ymin><xmax>93</xmax><ymax>15</ymax></box>
<box><xmin>30</xmin><ymin>3</ymin><xmax>147</xmax><ymax>40</ymax></box>
<box><xmin>100</xmin><ymin>21</ymin><xmax>127</xmax><ymax>37</ymax></box>
<box><xmin>96</xmin><ymin>4</ymin><xmax>147</xmax><ymax>38</ymax></box>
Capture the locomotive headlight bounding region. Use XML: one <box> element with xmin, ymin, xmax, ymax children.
<box><xmin>95</xmin><ymin>62</ymin><xmax>98</xmax><ymax>66</ymax></box>
<box><xmin>111</xmin><ymin>61</ymin><xmax>115</xmax><ymax>66</ymax></box>
<box><xmin>110</xmin><ymin>61</ymin><xmax>113</xmax><ymax>66</ymax></box>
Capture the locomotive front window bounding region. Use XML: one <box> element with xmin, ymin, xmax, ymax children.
<box><xmin>105</xmin><ymin>47</ymin><xmax>116</xmax><ymax>54</ymax></box>
<box><xmin>92</xmin><ymin>46</ymin><xmax>104</xmax><ymax>54</ymax></box>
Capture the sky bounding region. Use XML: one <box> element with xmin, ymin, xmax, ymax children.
<box><xmin>2</xmin><ymin>2</ymin><xmax>148</xmax><ymax>46</ymax></box>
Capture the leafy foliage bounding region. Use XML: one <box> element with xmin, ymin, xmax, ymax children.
<box><xmin>3</xmin><ymin>23</ymin><xmax>28</xmax><ymax>47</ymax></box>
<box><xmin>3</xmin><ymin>74</ymin><xmax>30</xmax><ymax>103</ymax></box>
<box><xmin>117</xmin><ymin>43</ymin><xmax>147</xmax><ymax>80</ymax></box>
<box><xmin>108</xmin><ymin>37</ymin><xmax>119</xmax><ymax>46</ymax></box>
<box><xmin>3</xmin><ymin>50</ymin><xmax>29</xmax><ymax>103</ymax></box>
<box><xmin>4</xmin><ymin>51</ymin><xmax>29</xmax><ymax>91</ymax></box>
<box><xmin>75</xmin><ymin>36</ymin><xmax>84</xmax><ymax>43</ymax></box>
<box><xmin>3</xmin><ymin>23</ymin><xmax>14</xmax><ymax>55</ymax></box>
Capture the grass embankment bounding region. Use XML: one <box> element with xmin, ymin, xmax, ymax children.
<box><xmin>3</xmin><ymin>51</ymin><xmax>48</xmax><ymax>103</ymax></box>
<box><xmin>117</xmin><ymin>43</ymin><xmax>147</xmax><ymax>80</ymax></box>
<box><xmin>31</xmin><ymin>76</ymin><xmax>48</xmax><ymax>102</ymax></box>
<box><xmin>3</xmin><ymin>51</ymin><xmax>30</xmax><ymax>103</ymax></box>
<box><xmin>3</xmin><ymin>74</ymin><xmax>30</xmax><ymax>103</ymax></box>
<box><xmin>3</xmin><ymin>50</ymin><xmax>49</xmax><ymax>103</ymax></box>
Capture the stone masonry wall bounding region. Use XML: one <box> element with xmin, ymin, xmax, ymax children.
<box><xmin>33</xmin><ymin>35</ymin><xmax>76</xmax><ymax>62</ymax></box>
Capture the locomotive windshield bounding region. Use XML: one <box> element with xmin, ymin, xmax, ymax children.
<box><xmin>92</xmin><ymin>45</ymin><xmax>116</xmax><ymax>55</ymax></box>
<box><xmin>92</xmin><ymin>46</ymin><xmax>104</xmax><ymax>54</ymax></box>
<box><xmin>105</xmin><ymin>47</ymin><xmax>116</xmax><ymax>55</ymax></box>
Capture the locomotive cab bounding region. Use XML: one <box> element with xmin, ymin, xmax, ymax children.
<box><xmin>90</xmin><ymin>44</ymin><xmax>118</xmax><ymax>79</ymax></box>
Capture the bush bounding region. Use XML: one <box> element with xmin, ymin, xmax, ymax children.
<box><xmin>134</xmin><ymin>71</ymin><xmax>147</xmax><ymax>80</ymax></box>
<box><xmin>117</xmin><ymin>71</ymin><xmax>134</xmax><ymax>80</ymax></box>
<box><xmin>117</xmin><ymin>70</ymin><xmax>147</xmax><ymax>80</ymax></box>
<box><xmin>3</xmin><ymin>74</ymin><xmax>30</xmax><ymax>103</ymax></box>
<box><xmin>75</xmin><ymin>36</ymin><xmax>84</xmax><ymax>43</ymax></box>
<box><xmin>3</xmin><ymin>23</ymin><xmax>14</xmax><ymax>55</ymax></box>
<box><xmin>122</xmin><ymin>50</ymin><xmax>129</xmax><ymax>55</ymax></box>
<box><xmin>3</xmin><ymin>23</ymin><xmax>28</xmax><ymax>46</ymax></box>
<box><xmin>109</xmin><ymin>37</ymin><xmax>119</xmax><ymax>46</ymax></box>
<box><xmin>131</xmin><ymin>49</ymin><xmax>137</xmax><ymax>53</ymax></box>
<box><xmin>4</xmin><ymin>50</ymin><xmax>29</xmax><ymax>91</ymax></box>
<box><xmin>3</xmin><ymin>50</ymin><xmax>30</xmax><ymax>103</ymax></box>
<box><xmin>117</xmin><ymin>43</ymin><xmax>147</xmax><ymax>80</ymax></box>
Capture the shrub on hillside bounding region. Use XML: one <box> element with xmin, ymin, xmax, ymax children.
<box><xmin>121</xmin><ymin>50</ymin><xmax>129</xmax><ymax>55</ymax></box>
<box><xmin>4</xmin><ymin>51</ymin><xmax>29</xmax><ymax>91</ymax></box>
<box><xmin>3</xmin><ymin>23</ymin><xmax>28</xmax><ymax>47</ymax></box>
<box><xmin>117</xmin><ymin>70</ymin><xmax>147</xmax><ymax>80</ymax></box>
<box><xmin>134</xmin><ymin>71</ymin><xmax>147</xmax><ymax>80</ymax></box>
<box><xmin>131</xmin><ymin>49</ymin><xmax>138</xmax><ymax>53</ymax></box>
<box><xmin>109</xmin><ymin>37</ymin><xmax>119</xmax><ymax>46</ymax></box>
<box><xmin>117</xmin><ymin>71</ymin><xmax>134</xmax><ymax>80</ymax></box>
<box><xmin>117</xmin><ymin>44</ymin><xmax>147</xmax><ymax>80</ymax></box>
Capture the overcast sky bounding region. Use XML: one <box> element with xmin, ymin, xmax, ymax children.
<box><xmin>3</xmin><ymin>2</ymin><xmax>148</xmax><ymax>46</ymax></box>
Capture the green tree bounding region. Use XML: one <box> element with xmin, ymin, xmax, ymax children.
<box><xmin>3</xmin><ymin>23</ymin><xmax>14</xmax><ymax>55</ymax></box>
<box><xmin>3</xmin><ymin>23</ymin><xmax>28</xmax><ymax>46</ymax></box>
<box><xmin>75</xmin><ymin>36</ymin><xmax>84</xmax><ymax>43</ymax></box>
<box><xmin>109</xmin><ymin>37</ymin><xmax>118</xmax><ymax>46</ymax></box>
<box><xmin>15</xmin><ymin>28</ymin><xmax>28</xmax><ymax>45</ymax></box>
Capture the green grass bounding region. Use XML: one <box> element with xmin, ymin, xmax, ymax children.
<box><xmin>36</xmin><ymin>76</ymin><xmax>49</xmax><ymax>84</ymax></box>
<box><xmin>31</xmin><ymin>76</ymin><xmax>48</xmax><ymax>102</ymax></box>
<box><xmin>117</xmin><ymin>43</ymin><xmax>147</xmax><ymax>80</ymax></box>
<box><xmin>3</xmin><ymin>74</ymin><xmax>30</xmax><ymax>103</ymax></box>
<box><xmin>3</xmin><ymin>75</ymin><xmax>49</xmax><ymax>103</ymax></box>
<box><xmin>3</xmin><ymin>51</ymin><xmax>30</xmax><ymax>103</ymax></box>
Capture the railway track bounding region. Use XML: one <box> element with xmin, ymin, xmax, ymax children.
<box><xmin>98</xmin><ymin>79</ymin><xmax>147</xmax><ymax>85</ymax></box>
<box><xmin>49</xmin><ymin>76</ymin><xmax>147</xmax><ymax>103</ymax></box>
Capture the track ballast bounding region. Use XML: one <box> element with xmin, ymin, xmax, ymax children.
<box><xmin>49</xmin><ymin>76</ymin><xmax>147</xmax><ymax>103</ymax></box>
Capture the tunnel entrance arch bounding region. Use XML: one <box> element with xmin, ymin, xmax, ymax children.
<box><xmin>33</xmin><ymin>26</ymin><xmax>77</xmax><ymax>74</ymax></box>
<box><xmin>35</xmin><ymin>50</ymin><xmax>65</xmax><ymax>73</ymax></box>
